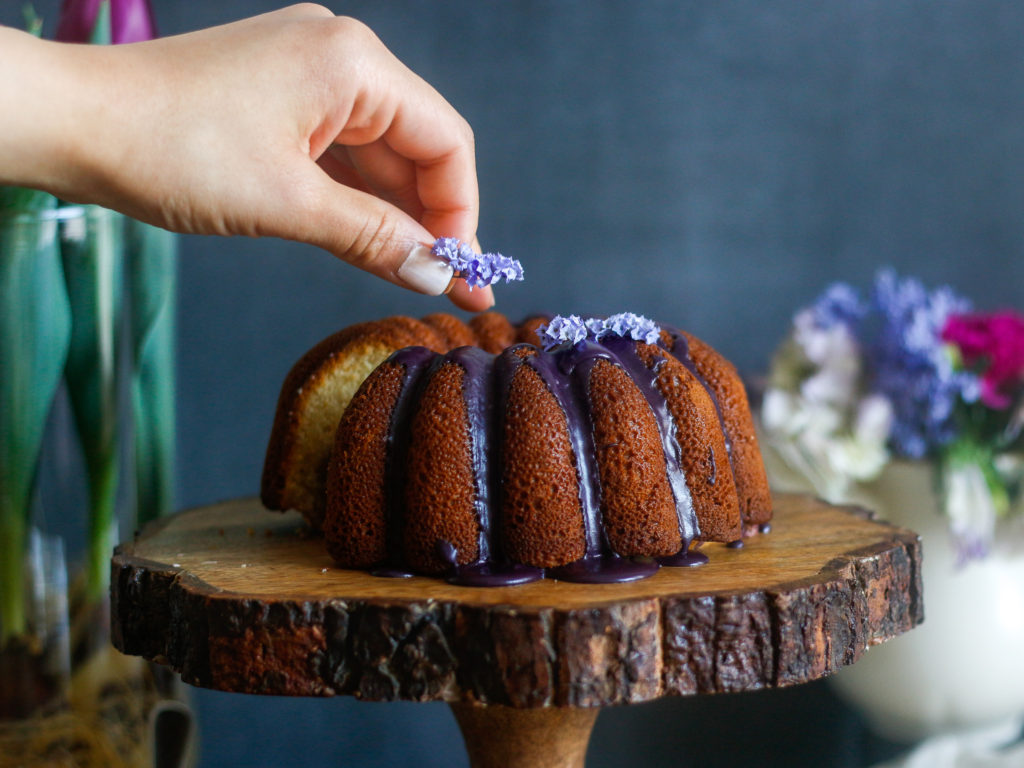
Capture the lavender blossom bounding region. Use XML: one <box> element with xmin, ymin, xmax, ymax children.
<box><xmin>587</xmin><ymin>313</ymin><xmax>662</xmax><ymax>345</ymax></box>
<box><xmin>538</xmin><ymin>313</ymin><xmax>662</xmax><ymax>350</ymax></box>
<box><xmin>811</xmin><ymin>282</ymin><xmax>867</xmax><ymax>331</ymax></box>
<box><xmin>430</xmin><ymin>237</ymin><xmax>523</xmax><ymax>289</ymax></box>
<box><xmin>870</xmin><ymin>270</ymin><xmax>975</xmax><ymax>458</ymax></box>
<box><xmin>537</xmin><ymin>315</ymin><xmax>588</xmax><ymax>349</ymax></box>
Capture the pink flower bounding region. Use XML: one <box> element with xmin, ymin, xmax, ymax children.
<box><xmin>56</xmin><ymin>0</ymin><xmax>157</xmax><ymax>45</ymax></box>
<box><xmin>942</xmin><ymin>311</ymin><xmax>1024</xmax><ymax>409</ymax></box>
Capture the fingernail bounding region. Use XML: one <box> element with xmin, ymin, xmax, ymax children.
<box><xmin>396</xmin><ymin>244</ymin><xmax>454</xmax><ymax>295</ymax></box>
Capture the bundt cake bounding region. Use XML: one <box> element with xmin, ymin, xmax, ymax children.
<box><xmin>262</xmin><ymin>312</ymin><xmax>772</xmax><ymax>585</ymax></box>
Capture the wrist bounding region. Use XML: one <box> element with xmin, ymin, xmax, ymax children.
<box><xmin>0</xmin><ymin>28</ymin><xmax>115</xmax><ymax>203</ymax></box>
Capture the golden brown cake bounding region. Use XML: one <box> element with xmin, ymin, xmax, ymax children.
<box><xmin>262</xmin><ymin>312</ymin><xmax>771</xmax><ymax>584</ymax></box>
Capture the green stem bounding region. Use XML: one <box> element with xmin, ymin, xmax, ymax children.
<box><xmin>128</xmin><ymin>220</ymin><xmax>176</xmax><ymax>527</ymax></box>
<box><xmin>0</xmin><ymin>500</ymin><xmax>26</xmax><ymax>644</ymax></box>
<box><xmin>85</xmin><ymin>457</ymin><xmax>118</xmax><ymax>603</ymax></box>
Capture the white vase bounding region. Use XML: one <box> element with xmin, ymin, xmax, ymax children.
<box><xmin>767</xmin><ymin>453</ymin><xmax>1024</xmax><ymax>742</ymax></box>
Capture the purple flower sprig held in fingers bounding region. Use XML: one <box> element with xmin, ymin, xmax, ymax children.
<box><xmin>431</xmin><ymin>237</ymin><xmax>524</xmax><ymax>290</ymax></box>
<box><xmin>56</xmin><ymin>0</ymin><xmax>157</xmax><ymax>45</ymax></box>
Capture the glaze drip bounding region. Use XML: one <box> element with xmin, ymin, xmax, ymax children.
<box><xmin>381</xmin><ymin>347</ymin><xmax>437</xmax><ymax>571</ymax></box>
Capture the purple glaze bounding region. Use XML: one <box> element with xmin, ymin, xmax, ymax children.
<box><xmin>381</xmin><ymin>347</ymin><xmax>439</xmax><ymax>569</ymax></box>
<box><xmin>447</xmin><ymin>562</ymin><xmax>544</xmax><ymax>587</ymax></box>
<box><xmin>726</xmin><ymin>539</ymin><xmax>744</xmax><ymax>549</ymax></box>
<box><xmin>658</xmin><ymin>549</ymin><xmax>710</xmax><ymax>568</ymax></box>
<box><xmin>548</xmin><ymin>554</ymin><xmax>659</xmax><ymax>584</ymax></box>
<box><xmin>446</xmin><ymin>347</ymin><xmax>497</xmax><ymax>565</ymax></box>
<box><xmin>437</xmin><ymin>538</ymin><xmax>543</xmax><ymax>586</ymax></box>
<box><xmin>759</xmin><ymin>523</ymin><xmax>772</xmax><ymax>534</ymax></box>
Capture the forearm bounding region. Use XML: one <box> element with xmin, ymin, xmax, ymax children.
<box><xmin>0</xmin><ymin>27</ymin><xmax>92</xmax><ymax>196</ymax></box>
<box><xmin>0</xmin><ymin>27</ymin><xmax>167</xmax><ymax>221</ymax></box>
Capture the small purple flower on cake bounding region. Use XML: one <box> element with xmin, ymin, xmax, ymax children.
<box><xmin>538</xmin><ymin>313</ymin><xmax>662</xmax><ymax>350</ymax></box>
<box><xmin>537</xmin><ymin>315</ymin><xmax>589</xmax><ymax>349</ymax></box>
<box><xmin>431</xmin><ymin>237</ymin><xmax>524</xmax><ymax>289</ymax></box>
<box><xmin>588</xmin><ymin>313</ymin><xmax>662</xmax><ymax>345</ymax></box>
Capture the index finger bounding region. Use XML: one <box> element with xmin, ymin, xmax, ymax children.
<box><xmin>385</xmin><ymin>78</ymin><xmax>479</xmax><ymax>245</ymax></box>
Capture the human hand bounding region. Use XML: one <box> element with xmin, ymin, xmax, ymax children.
<box><xmin>0</xmin><ymin>4</ymin><xmax>493</xmax><ymax>310</ymax></box>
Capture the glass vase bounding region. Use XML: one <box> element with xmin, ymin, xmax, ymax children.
<box><xmin>0</xmin><ymin>205</ymin><xmax>192</xmax><ymax>768</ymax></box>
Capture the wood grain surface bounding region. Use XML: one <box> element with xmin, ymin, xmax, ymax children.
<box><xmin>111</xmin><ymin>493</ymin><xmax>922</xmax><ymax>708</ymax></box>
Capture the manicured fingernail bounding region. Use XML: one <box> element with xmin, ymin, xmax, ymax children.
<box><xmin>396</xmin><ymin>244</ymin><xmax>455</xmax><ymax>295</ymax></box>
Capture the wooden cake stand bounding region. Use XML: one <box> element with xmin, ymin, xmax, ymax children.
<box><xmin>111</xmin><ymin>493</ymin><xmax>922</xmax><ymax>768</ymax></box>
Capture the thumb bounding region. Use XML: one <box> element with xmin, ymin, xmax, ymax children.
<box><xmin>277</xmin><ymin>169</ymin><xmax>494</xmax><ymax>311</ymax></box>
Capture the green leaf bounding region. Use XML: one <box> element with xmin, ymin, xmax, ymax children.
<box><xmin>21</xmin><ymin>4</ymin><xmax>43</xmax><ymax>38</ymax></box>
<box><xmin>89</xmin><ymin>0</ymin><xmax>112</xmax><ymax>45</ymax></box>
<box><xmin>0</xmin><ymin>186</ymin><xmax>54</xmax><ymax>212</ymax></box>
<box><xmin>126</xmin><ymin>220</ymin><xmax>176</xmax><ymax>526</ymax></box>
<box><xmin>60</xmin><ymin>205</ymin><xmax>124</xmax><ymax>602</ymax></box>
<box><xmin>0</xmin><ymin>205</ymin><xmax>72</xmax><ymax>642</ymax></box>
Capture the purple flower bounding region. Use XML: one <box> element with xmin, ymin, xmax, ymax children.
<box><xmin>538</xmin><ymin>313</ymin><xmax>662</xmax><ymax>350</ymax></box>
<box><xmin>870</xmin><ymin>270</ymin><xmax>975</xmax><ymax>458</ymax></box>
<box><xmin>587</xmin><ymin>313</ymin><xmax>662</xmax><ymax>345</ymax></box>
<box><xmin>430</xmin><ymin>237</ymin><xmax>523</xmax><ymax>290</ymax></box>
<box><xmin>811</xmin><ymin>282</ymin><xmax>867</xmax><ymax>330</ymax></box>
<box><xmin>537</xmin><ymin>315</ymin><xmax>588</xmax><ymax>349</ymax></box>
<box><xmin>56</xmin><ymin>0</ymin><xmax>157</xmax><ymax>44</ymax></box>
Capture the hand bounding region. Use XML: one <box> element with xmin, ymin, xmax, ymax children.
<box><xmin>0</xmin><ymin>5</ymin><xmax>493</xmax><ymax>310</ymax></box>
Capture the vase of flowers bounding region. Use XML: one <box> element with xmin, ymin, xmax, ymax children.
<box><xmin>760</xmin><ymin>270</ymin><xmax>1024</xmax><ymax>742</ymax></box>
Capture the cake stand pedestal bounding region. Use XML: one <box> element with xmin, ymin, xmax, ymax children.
<box><xmin>111</xmin><ymin>493</ymin><xmax>922</xmax><ymax>768</ymax></box>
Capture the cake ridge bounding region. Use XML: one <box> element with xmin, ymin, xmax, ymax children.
<box><xmin>665</xmin><ymin>329</ymin><xmax>731</xmax><ymax>456</ymax></box>
<box><xmin>599</xmin><ymin>335</ymin><xmax>698</xmax><ymax>544</ymax></box>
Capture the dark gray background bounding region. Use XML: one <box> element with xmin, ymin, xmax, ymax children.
<box><xmin>7</xmin><ymin>0</ymin><xmax>1024</xmax><ymax>765</ymax></box>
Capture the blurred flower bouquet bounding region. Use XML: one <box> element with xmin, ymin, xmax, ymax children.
<box><xmin>762</xmin><ymin>270</ymin><xmax>1024</xmax><ymax>563</ymax></box>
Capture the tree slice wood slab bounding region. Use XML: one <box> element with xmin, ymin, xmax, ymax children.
<box><xmin>111</xmin><ymin>493</ymin><xmax>922</xmax><ymax>708</ymax></box>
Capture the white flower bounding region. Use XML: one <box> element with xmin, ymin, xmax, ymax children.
<box><xmin>831</xmin><ymin>436</ymin><xmax>888</xmax><ymax>482</ymax></box>
<box><xmin>792</xmin><ymin>313</ymin><xmax>862</xmax><ymax>408</ymax></box>
<box><xmin>762</xmin><ymin>388</ymin><xmax>842</xmax><ymax>438</ymax></box>
<box><xmin>943</xmin><ymin>461</ymin><xmax>997</xmax><ymax>560</ymax></box>
<box><xmin>855</xmin><ymin>394</ymin><xmax>894</xmax><ymax>447</ymax></box>
<box><xmin>761</xmin><ymin>389</ymin><xmax>800</xmax><ymax>435</ymax></box>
